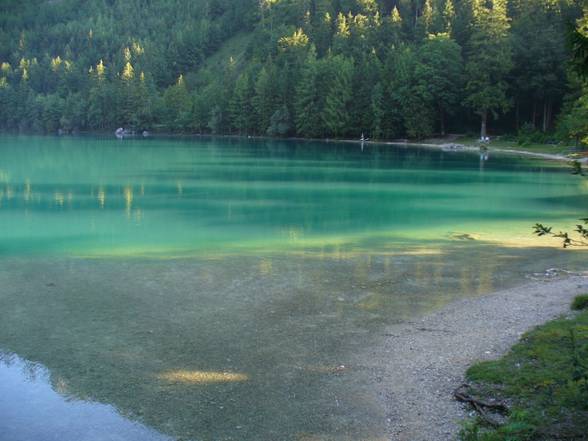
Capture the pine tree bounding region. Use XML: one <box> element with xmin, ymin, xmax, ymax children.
<box><xmin>390</xmin><ymin>6</ymin><xmax>404</xmax><ymax>45</ymax></box>
<box><xmin>418</xmin><ymin>33</ymin><xmax>464</xmax><ymax>135</ymax></box>
<box><xmin>309</xmin><ymin>1</ymin><xmax>334</xmax><ymax>55</ymax></box>
<box><xmin>253</xmin><ymin>65</ymin><xmax>278</xmax><ymax>134</ymax></box>
<box><xmin>419</xmin><ymin>0</ymin><xmax>434</xmax><ymax>38</ymax></box>
<box><xmin>350</xmin><ymin>50</ymin><xmax>382</xmax><ymax>136</ymax></box>
<box><xmin>323</xmin><ymin>55</ymin><xmax>354</xmax><ymax>137</ymax></box>
<box><xmin>510</xmin><ymin>1</ymin><xmax>567</xmax><ymax>132</ymax></box>
<box><xmin>229</xmin><ymin>72</ymin><xmax>255</xmax><ymax>135</ymax></box>
<box><xmin>370</xmin><ymin>81</ymin><xmax>385</xmax><ymax>139</ymax></box>
<box><xmin>464</xmin><ymin>0</ymin><xmax>513</xmax><ymax>139</ymax></box>
<box><xmin>119</xmin><ymin>61</ymin><xmax>138</xmax><ymax>128</ymax></box>
<box><xmin>443</xmin><ymin>0</ymin><xmax>456</xmax><ymax>34</ymax></box>
<box><xmin>162</xmin><ymin>74</ymin><xmax>192</xmax><ymax>131</ymax></box>
<box><xmin>558</xmin><ymin>83</ymin><xmax>588</xmax><ymax>146</ymax></box>
<box><xmin>559</xmin><ymin>8</ymin><xmax>588</xmax><ymax>146</ymax></box>
<box><xmin>389</xmin><ymin>47</ymin><xmax>435</xmax><ymax>138</ymax></box>
<box><xmin>136</xmin><ymin>71</ymin><xmax>156</xmax><ymax>129</ymax></box>
<box><xmin>87</xmin><ymin>60</ymin><xmax>112</xmax><ymax>130</ymax></box>
<box><xmin>294</xmin><ymin>47</ymin><xmax>323</xmax><ymax>137</ymax></box>
<box><xmin>267</xmin><ymin>105</ymin><xmax>292</xmax><ymax>136</ymax></box>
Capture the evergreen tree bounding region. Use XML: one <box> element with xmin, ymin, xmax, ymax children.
<box><xmin>442</xmin><ymin>0</ymin><xmax>456</xmax><ymax>34</ymax></box>
<box><xmin>136</xmin><ymin>72</ymin><xmax>157</xmax><ymax>129</ymax></box>
<box><xmin>370</xmin><ymin>81</ymin><xmax>385</xmax><ymax>139</ymax></box>
<box><xmin>162</xmin><ymin>74</ymin><xmax>192</xmax><ymax>131</ymax></box>
<box><xmin>417</xmin><ymin>0</ymin><xmax>434</xmax><ymax>38</ymax></box>
<box><xmin>119</xmin><ymin>60</ymin><xmax>139</xmax><ymax>127</ymax></box>
<box><xmin>87</xmin><ymin>60</ymin><xmax>113</xmax><ymax>130</ymax></box>
<box><xmin>558</xmin><ymin>7</ymin><xmax>588</xmax><ymax>147</ymax></box>
<box><xmin>418</xmin><ymin>33</ymin><xmax>464</xmax><ymax>135</ymax></box>
<box><xmin>558</xmin><ymin>83</ymin><xmax>588</xmax><ymax>146</ymax></box>
<box><xmin>229</xmin><ymin>72</ymin><xmax>255</xmax><ymax>134</ymax></box>
<box><xmin>253</xmin><ymin>64</ymin><xmax>279</xmax><ymax>134</ymax></box>
<box><xmin>350</xmin><ymin>50</ymin><xmax>381</xmax><ymax>136</ymax></box>
<box><xmin>510</xmin><ymin>1</ymin><xmax>567</xmax><ymax>132</ymax></box>
<box><xmin>309</xmin><ymin>1</ymin><xmax>335</xmax><ymax>55</ymax></box>
<box><xmin>267</xmin><ymin>105</ymin><xmax>292</xmax><ymax>136</ymax></box>
<box><xmin>294</xmin><ymin>47</ymin><xmax>323</xmax><ymax>137</ymax></box>
<box><xmin>386</xmin><ymin>6</ymin><xmax>404</xmax><ymax>46</ymax></box>
<box><xmin>323</xmin><ymin>54</ymin><xmax>354</xmax><ymax>137</ymax></box>
<box><xmin>389</xmin><ymin>46</ymin><xmax>435</xmax><ymax>139</ymax></box>
<box><xmin>464</xmin><ymin>0</ymin><xmax>513</xmax><ymax>139</ymax></box>
<box><xmin>0</xmin><ymin>0</ymin><xmax>582</xmax><ymax>139</ymax></box>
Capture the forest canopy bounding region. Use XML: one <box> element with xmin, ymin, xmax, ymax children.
<box><xmin>0</xmin><ymin>0</ymin><xmax>586</xmax><ymax>142</ymax></box>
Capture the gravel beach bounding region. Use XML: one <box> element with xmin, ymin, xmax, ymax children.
<box><xmin>355</xmin><ymin>274</ymin><xmax>588</xmax><ymax>441</ymax></box>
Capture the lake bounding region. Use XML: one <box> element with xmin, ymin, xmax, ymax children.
<box><xmin>0</xmin><ymin>135</ymin><xmax>586</xmax><ymax>441</ymax></box>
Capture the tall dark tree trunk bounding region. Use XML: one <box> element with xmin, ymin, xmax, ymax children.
<box><xmin>515</xmin><ymin>99</ymin><xmax>520</xmax><ymax>131</ymax></box>
<box><xmin>480</xmin><ymin>110</ymin><xmax>487</xmax><ymax>139</ymax></box>
<box><xmin>439</xmin><ymin>104</ymin><xmax>445</xmax><ymax>136</ymax></box>
<box><xmin>532</xmin><ymin>100</ymin><xmax>537</xmax><ymax>128</ymax></box>
<box><xmin>542</xmin><ymin>100</ymin><xmax>549</xmax><ymax>133</ymax></box>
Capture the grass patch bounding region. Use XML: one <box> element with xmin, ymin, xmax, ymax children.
<box><xmin>572</xmin><ymin>294</ymin><xmax>588</xmax><ymax>311</ymax></box>
<box><xmin>459</xmin><ymin>306</ymin><xmax>588</xmax><ymax>441</ymax></box>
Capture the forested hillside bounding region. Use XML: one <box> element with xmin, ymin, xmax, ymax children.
<box><xmin>0</xmin><ymin>0</ymin><xmax>586</xmax><ymax>141</ymax></box>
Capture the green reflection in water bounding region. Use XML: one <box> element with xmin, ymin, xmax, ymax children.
<box><xmin>0</xmin><ymin>135</ymin><xmax>585</xmax><ymax>257</ymax></box>
<box><xmin>0</xmin><ymin>135</ymin><xmax>587</xmax><ymax>441</ymax></box>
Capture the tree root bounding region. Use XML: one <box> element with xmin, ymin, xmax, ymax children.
<box><xmin>454</xmin><ymin>384</ymin><xmax>510</xmax><ymax>428</ymax></box>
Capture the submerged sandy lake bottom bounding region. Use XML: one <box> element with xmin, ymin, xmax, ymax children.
<box><xmin>0</xmin><ymin>136</ymin><xmax>587</xmax><ymax>440</ymax></box>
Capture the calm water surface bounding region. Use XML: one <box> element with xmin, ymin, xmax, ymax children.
<box><xmin>0</xmin><ymin>135</ymin><xmax>586</xmax><ymax>440</ymax></box>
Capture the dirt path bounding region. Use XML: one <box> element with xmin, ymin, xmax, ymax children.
<box><xmin>354</xmin><ymin>275</ymin><xmax>588</xmax><ymax>441</ymax></box>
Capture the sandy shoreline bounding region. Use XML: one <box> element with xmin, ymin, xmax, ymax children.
<box><xmin>353</xmin><ymin>273</ymin><xmax>588</xmax><ymax>441</ymax></box>
<box><xmin>342</xmin><ymin>139</ymin><xmax>584</xmax><ymax>163</ymax></box>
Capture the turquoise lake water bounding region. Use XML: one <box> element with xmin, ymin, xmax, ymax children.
<box><xmin>0</xmin><ymin>135</ymin><xmax>586</xmax><ymax>441</ymax></box>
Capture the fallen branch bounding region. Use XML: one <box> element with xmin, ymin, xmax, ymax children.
<box><xmin>454</xmin><ymin>384</ymin><xmax>510</xmax><ymax>427</ymax></box>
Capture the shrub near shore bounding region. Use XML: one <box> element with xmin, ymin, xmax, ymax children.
<box><xmin>460</xmin><ymin>295</ymin><xmax>588</xmax><ymax>441</ymax></box>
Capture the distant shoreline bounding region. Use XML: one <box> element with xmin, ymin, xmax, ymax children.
<box><xmin>1</xmin><ymin>130</ymin><xmax>583</xmax><ymax>163</ymax></box>
<box><xmin>336</xmin><ymin>137</ymin><xmax>582</xmax><ymax>163</ymax></box>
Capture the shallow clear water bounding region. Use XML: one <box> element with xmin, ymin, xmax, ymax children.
<box><xmin>0</xmin><ymin>352</ymin><xmax>172</xmax><ymax>441</ymax></box>
<box><xmin>0</xmin><ymin>135</ymin><xmax>586</xmax><ymax>440</ymax></box>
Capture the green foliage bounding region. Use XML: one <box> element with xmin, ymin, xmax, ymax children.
<box><xmin>460</xmin><ymin>307</ymin><xmax>588</xmax><ymax>440</ymax></box>
<box><xmin>558</xmin><ymin>8</ymin><xmax>588</xmax><ymax>145</ymax></box>
<box><xmin>533</xmin><ymin>161</ymin><xmax>587</xmax><ymax>248</ymax></box>
<box><xmin>0</xmin><ymin>0</ymin><xmax>583</xmax><ymax>140</ymax></box>
<box><xmin>570</xmin><ymin>7</ymin><xmax>588</xmax><ymax>80</ymax></box>
<box><xmin>294</xmin><ymin>47</ymin><xmax>324</xmax><ymax>137</ymax></box>
<box><xmin>418</xmin><ymin>33</ymin><xmax>464</xmax><ymax>135</ymax></box>
<box><xmin>267</xmin><ymin>105</ymin><xmax>292</xmax><ymax>136</ymax></box>
<box><xmin>370</xmin><ymin>81</ymin><xmax>385</xmax><ymax>139</ymax></box>
<box><xmin>572</xmin><ymin>294</ymin><xmax>588</xmax><ymax>311</ymax></box>
<box><xmin>253</xmin><ymin>64</ymin><xmax>279</xmax><ymax>133</ymax></box>
<box><xmin>322</xmin><ymin>54</ymin><xmax>354</xmax><ymax>137</ymax></box>
<box><xmin>461</xmin><ymin>410</ymin><xmax>538</xmax><ymax>441</ymax></box>
<box><xmin>510</xmin><ymin>1</ymin><xmax>567</xmax><ymax>133</ymax></box>
<box><xmin>229</xmin><ymin>72</ymin><xmax>255</xmax><ymax>134</ymax></box>
<box><xmin>533</xmin><ymin>217</ymin><xmax>588</xmax><ymax>248</ymax></box>
<box><xmin>463</xmin><ymin>0</ymin><xmax>513</xmax><ymax>138</ymax></box>
<box><xmin>161</xmin><ymin>76</ymin><xmax>192</xmax><ymax>131</ymax></box>
<box><xmin>558</xmin><ymin>82</ymin><xmax>588</xmax><ymax>146</ymax></box>
<box><xmin>391</xmin><ymin>46</ymin><xmax>438</xmax><ymax>139</ymax></box>
<box><xmin>516</xmin><ymin>123</ymin><xmax>551</xmax><ymax>146</ymax></box>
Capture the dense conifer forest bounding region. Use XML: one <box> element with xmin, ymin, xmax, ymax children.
<box><xmin>0</xmin><ymin>0</ymin><xmax>586</xmax><ymax>142</ymax></box>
